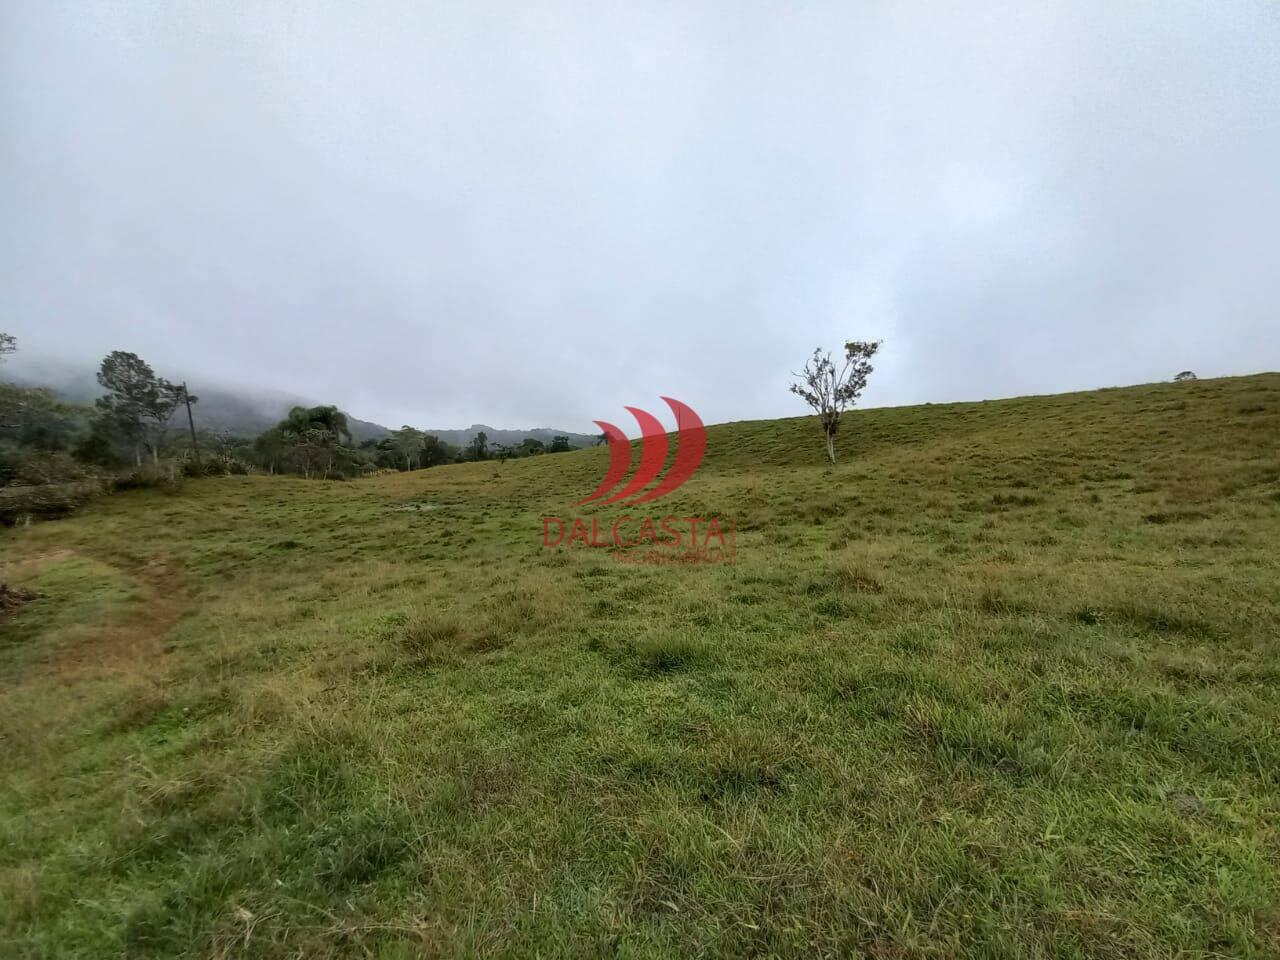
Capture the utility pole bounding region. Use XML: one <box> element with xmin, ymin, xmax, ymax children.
<box><xmin>182</xmin><ymin>382</ymin><xmax>200</xmax><ymax>466</ymax></box>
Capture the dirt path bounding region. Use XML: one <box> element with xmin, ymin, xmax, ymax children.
<box><xmin>0</xmin><ymin>546</ymin><xmax>194</xmax><ymax>684</ymax></box>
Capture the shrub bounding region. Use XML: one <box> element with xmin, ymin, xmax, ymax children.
<box><xmin>112</xmin><ymin>466</ymin><xmax>181</xmax><ymax>492</ymax></box>
<box><xmin>1</xmin><ymin>449</ymin><xmax>93</xmax><ymax>487</ymax></box>
<box><xmin>0</xmin><ymin>481</ymin><xmax>102</xmax><ymax>526</ymax></box>
<box><xmin>181</xmin><ymin>455</ymin><xmax>252</xmax><ymax>478</ymax></box>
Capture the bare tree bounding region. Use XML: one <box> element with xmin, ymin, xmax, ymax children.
<box><xmin>0</xmin><ymin>332</ymin><xmax>15</xmax><ymax>363</ymax></box>
<box><xmin>790</xmin><ymin>340</ymin><xmax>881</xmax><ymax>464</ymax></box>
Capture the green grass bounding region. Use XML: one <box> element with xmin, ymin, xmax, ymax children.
<box><xmin>2</xmin><ymin>374</ymin><xmax>1279</xmax><ymax>958</ymax></box>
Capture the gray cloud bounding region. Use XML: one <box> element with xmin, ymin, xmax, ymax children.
<box><xmin>3</xmin><ymin>1</ymin><xmax>1277</xmax><ymax>433</ymax></box>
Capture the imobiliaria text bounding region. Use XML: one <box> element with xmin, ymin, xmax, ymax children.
<box><xmin>540</xmin><ymin>397</ymin><xmax>735</xmax><ymax>565</ymax></box>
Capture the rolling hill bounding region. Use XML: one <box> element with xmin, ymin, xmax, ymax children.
<box><xmin>2</xmin><ymin>374</ymin><xmax>1278</xmax><ymax>958</ymax></box>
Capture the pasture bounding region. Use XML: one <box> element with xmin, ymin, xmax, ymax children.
<box><xmin>2</xmin><ymin>374</ymin><xmax>1278</xmax><ymax>958</ymax></box>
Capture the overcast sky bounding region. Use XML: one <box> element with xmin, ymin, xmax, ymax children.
<box><xmin>2</xmin><ymin>2</ymin><xmax>1277</xmax><ymax>432</ymax></box>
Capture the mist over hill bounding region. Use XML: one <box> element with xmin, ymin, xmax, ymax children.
<box><xmin>1</xmin><ymin>356</ymin><xmax>595</xmax><ymax>447</ymax></box>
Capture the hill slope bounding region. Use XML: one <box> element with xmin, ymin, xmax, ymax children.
<box><xmin>2</xmin><ymin>374</ymin><xmax>1279</xmax><ymax>958</ymax></box>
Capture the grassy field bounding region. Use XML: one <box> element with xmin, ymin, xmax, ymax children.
<box><xmin>2</xmin><ymin>374</ymin><xmax>1279</xmax><ymax>958</ymax></box>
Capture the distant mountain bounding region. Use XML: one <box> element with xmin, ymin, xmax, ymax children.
<box><xmin>1</xmin><ymin>356</ymin><xmax>594</xmax><ymax>448</ymax></box>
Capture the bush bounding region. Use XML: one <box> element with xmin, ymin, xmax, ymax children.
<box><xmin>112</xmin><ymin>466</ymin><xmax>181</xmax><ymax>492</ymax></box>
<box><xmin>0</xmin><ymin>481</ymin><xmax>102</xmax><ymax>526</ymax></box>
<box><xmin>18</xmin><ymin>452</ymin><xmax>94</xmax><ymax>486</ymax></box>
<box><xmin>179</xmin><ymin>455</ymin><xmax>251</xmax><ymax>478</ymax></box>
<box><xmin>0</xmin><ymin>447</ymin><xmax>94</xmax><ymax>487</ymax></box>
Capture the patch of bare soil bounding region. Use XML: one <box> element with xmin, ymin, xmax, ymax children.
<box><xmin>54</xmin><ymin>555</ymin><xmax>191</xmax><ymax>679</ymax></box>
<box><xmin>3</xmin><ymin>550</ymin><xmax>192</xmax><ymax>686</ymax></box>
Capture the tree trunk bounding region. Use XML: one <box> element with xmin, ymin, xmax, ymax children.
<box><xmin>825</xmin><ymin>430</ymin><xmax>836</xmax><ymax>464</ymax></box>
<box><xmin>134</xmin><ymin>443</ymin><xmax>142</xmax><ymax>467</ymax></box>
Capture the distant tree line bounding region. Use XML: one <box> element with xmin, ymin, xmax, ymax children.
<box><xmin>1</xmin><ymin>340</ymin><xmax>213</xmax><ymax>490</ymax></box>
<box><xmin>1</xmin><ymin>332</ymin><xmax>584</xmax><ymax>500</ymax></box>
<box><xmin>250</xmin><ymin>416</ymin><xmax>578</xmax><ymax>479</ymax></box>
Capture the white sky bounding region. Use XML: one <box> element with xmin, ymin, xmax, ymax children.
<box><xmin>3</xmin><ymin>1</ymin><xmax>1277</xmax><ymax>432</ymax></box>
